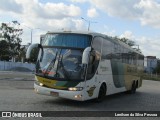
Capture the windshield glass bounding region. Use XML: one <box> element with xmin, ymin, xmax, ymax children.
<box><xmin>36</xmin><ymin>33</ymin><xmax>92</xmax><ymax>80</ymax></box>
<box><xmin>42</xmin><ymin>33</ymin><xmax>91</xmax><ymax>48</ymax></box>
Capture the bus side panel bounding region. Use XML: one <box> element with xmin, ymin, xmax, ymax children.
<box><xmin>111</xmin><ymin>61</ymin><xmax>125</xmax><ymax>88</ymax></box>
<box><xmin>123</xmin><ymin>64</ymin><xmax>142</xmax><ymax>91</ymax></box>
<box><xmin>111</xmin><ymin>61</ymin><xmax>142</xmax><ymax>91</ymax></box>
<box><xmin>98</xmin><ymin>60</ymin><xmax>126</xmax><ymax>95</ymax></box>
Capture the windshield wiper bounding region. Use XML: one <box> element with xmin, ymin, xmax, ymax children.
<box><xmin>44</xmin><ymin>49</ymin><xmax>59</xmax><ymax>76</ymax></box>
<box><xmin>55</xmin><ymin>50</ymin><xmax>70</xmax><ymax>79</ymax></box>
<box><xmin>60</xmin><ymin>55</ymin><xmax>70</xmax><ymax>79</ymax></box>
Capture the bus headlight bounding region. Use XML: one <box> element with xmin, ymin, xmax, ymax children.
<box><xmin>40</xmin><ymin>83</ymin><xmax>44</xmax><ymax>86</ymax></box>
<box><xmin>68</xmin><ymin>87</ymin><xmax>83</xmax><ymax>91</ymax></box>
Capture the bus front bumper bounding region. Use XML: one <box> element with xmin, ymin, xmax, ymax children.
<box><xmin>34</xmin><ymin>82</ymin><xmax>84</xmax><ymax>101</ymax></box>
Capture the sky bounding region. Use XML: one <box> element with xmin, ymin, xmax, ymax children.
<box><xmin>0</xmin><ymin>0</ymin><xmax>160</xmax><ymax>58</ymax></box>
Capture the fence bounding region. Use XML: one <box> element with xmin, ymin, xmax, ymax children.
<box><xmin>0</xmin><ymin>61</ymin><xmax>35</xmax><ymax>72</ymax></box>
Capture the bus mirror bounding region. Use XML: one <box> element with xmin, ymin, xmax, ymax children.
<box><xmin>26</xmin><ymin>44</ymin><xmax>40</xmax><ymax>59</ymax></box>
<box><xmin>82</xmin><ymin>47</ymin><xmax>91</xmax><ymax>64</ymax></box>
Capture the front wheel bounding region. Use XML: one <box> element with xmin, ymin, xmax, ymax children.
<box><xmin>96</xmin><ymin>84</ymin><xmax>106</xmax><ymax>102</ymax></box>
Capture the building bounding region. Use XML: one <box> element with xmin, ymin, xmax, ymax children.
<box><xmin>145</xmin><ymin>56</ymin><xmax>157</xmax><ymax>73</ymax></box>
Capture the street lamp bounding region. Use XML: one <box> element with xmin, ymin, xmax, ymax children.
<box><xmin>81</xmin><ymin>17</ymin><xmax>97</xmax><ymax>31</ymax></box>
<box><xmin>23</xmin><ymin>25</ymin><xmax>40</xmax><ymax>44</ymax></box>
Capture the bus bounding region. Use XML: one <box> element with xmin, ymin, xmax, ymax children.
<box><xmin>26</xmin><ymin>31</ymin><xmax>144</xmax><ymax>101</ymax></box>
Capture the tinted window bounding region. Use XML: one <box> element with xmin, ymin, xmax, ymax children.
<box><xmin>112</xmin><ymin>43</ymin><xmax>121</xmax><ymax>62</ymax></box>
<box><xmin>92</xmin><ymin>37</ymin><xmax>102</xmax><ymax>53</ymax></box>
<box><xmin>102</xmin><ymin>38</ymin><xmax>114</xmax><ymax>59</ymax></box>
<box><xmin>43</xmin><ymin>34</ymin><xmax>91</xmax><ymax>48</ymax></box>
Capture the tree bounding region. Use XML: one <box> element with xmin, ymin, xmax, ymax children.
<box><xmin>0</xmin><ymin>40</ymin><xmax>10</xmax><ymax>61</ymax></box>
<box><xmin>119</xmin><ymin>37</ymin><xmax>135</xmax><ymax>47</ymax></box>
<box><xmin>112</xmin><ymin>36</ymin><xmax>141</xmax><ymax>52</ymax></box>
<box><xmin>18</xmin><ymin>45</ymin><xmax>27</xmax><ymax>62</ymax></box>
<box><xmin>0</xmin><ymin>21</ymin><xmax>23</xmax><ymax>61</ymax></box>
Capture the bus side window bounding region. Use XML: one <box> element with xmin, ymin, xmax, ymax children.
<box><xmin>102</xmin><ymin>38</ymin><xmax>113</xmax><ymax>60</ymax></box>
<box><xmin>92</xmin><ymin>37</ymin><xmax>102</xmax><ymax>53</ymax></box>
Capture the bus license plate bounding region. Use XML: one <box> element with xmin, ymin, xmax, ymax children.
<box><xmin>50</xmin><ymin>91</ymin><xmax>59</xmax><ymax>96</ymax></box>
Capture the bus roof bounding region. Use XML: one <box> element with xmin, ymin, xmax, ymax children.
<box><xmin>47</xmin><ymin>30</ymin><xmax>94</xmax><ymax>35</ymax></box>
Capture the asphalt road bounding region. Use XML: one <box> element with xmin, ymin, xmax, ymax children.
<box><xmin>0</xmin><ymin>71</ymin><xmax>34</xmax><ymax>80</ymax></box>
<box><xmin>0</xmin><ymin>71</ymin><xmax>160</xmax><ymax>119</ymax></box>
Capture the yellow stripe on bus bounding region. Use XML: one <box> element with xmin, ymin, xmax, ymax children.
<box><xmin>36</xmin><ymin>76</ymin><xmax>67</xmax><ymax>89</ymax></box>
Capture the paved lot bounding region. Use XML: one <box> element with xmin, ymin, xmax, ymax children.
<box><xmin>0</xmin><ymin>71</ymin><xmax>34</xmax><ymax>80</ymax></box>
<box><xmin>0</xmin><ymin>71</ymin><xmax>160</xmax><ymax>119</ymax></box>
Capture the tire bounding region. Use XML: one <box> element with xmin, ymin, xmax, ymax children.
<box><xmin>96</xmin><ymin>84</ymin><xmax>106</xmax><ymax>102</ymax></box>
<box><xmin>129</xmin><ymin>81</ymin><xmax>136</xmax><ymax>94</ymax></box>
<box><xmin>136</xmin><ymin>80</ymin><xmax>138</xmax><ymax>88</ymax></box>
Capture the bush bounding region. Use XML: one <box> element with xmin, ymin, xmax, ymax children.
<box><xmin>142</xmin><ymin>74</ymin><xmax>160</xmax><ymax>81</ymax></box>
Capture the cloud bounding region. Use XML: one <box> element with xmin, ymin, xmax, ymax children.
<box><xmin>119</xmin><ymin>31</ymin><xmax>160</xmax><ymax>58</ymax></box>
<box><xmin>70</xmin><ymin>0</ymin><xmax>88</xmax><ymax>3</ymax></box>
<box><xmin>14</xmin><ymin>0</ymin><xmax>82</xmax><ymax>29</ymax></box>
<box><xmin>89</xmin><ymin>0</ymin><xmax>160</xmax><ymax>29</ymax></box>
<box><xmin>37</xmin><ymin>3</ymin><xmax>81</xmax><ymax>19</ymax></box>
<box><xmin>0</xmin><ymin>0</ymin><xmax>23</xmax><ymax>13</ymax></box>
<box><xmin>135</xmin><ymin>0</ymin><xmax>160</xmax><ymax>28</ymax></box>
<box><xmin>89</xmin><ymin>0</ymin><xmax>141</xmax><ymax>19</ymax></box>
<box><xmin>119</xmin><ymin>31</ymin><xmax>135</xmax><ymax>40</ymax></box>
<box><xmin>87</xmin><ymin>8</ymin><xmax>98</xmax><ymax>18</ymax></box>
<box><xmin>0</xmin><ymin>0</ymin><xmax>85</xmax><ymax>45</ymax></box>
<box><xmin>138</xmin><ymin>37</ymin><xmax>160</xmax><ymax>58</ymax></box>
<box><xmin>14</xmin><ymin>0</ymin><xmax>81</xmax><ymax>19</ymax></box>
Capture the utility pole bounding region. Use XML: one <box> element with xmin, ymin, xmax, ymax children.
<box><xmin>23</xmin><ymin>25</ymin><xmax>39</xmax><ymax>44</ymax></box>
<box><xmin>81</xmin><ymin>17</ymin><xmax>97</xmax><ymax>31</ymax></box>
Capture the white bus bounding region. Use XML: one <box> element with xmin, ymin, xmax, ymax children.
<box><xmin>26</xmin><ymin>31</ymin><xmax>144</xmax><ymax>101</ymax></box>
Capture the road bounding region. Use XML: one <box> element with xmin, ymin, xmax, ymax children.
<box><xmin>0</xmin><ymin>71</ymin><xmax>34</xmax><ymax>80</ymax></box>
<box><xmin>0</xmin><ymin>71</ymin><xmax>160</xmax><ymax>119</ymax></box>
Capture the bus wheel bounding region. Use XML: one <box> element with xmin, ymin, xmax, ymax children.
<box><xmin>129</xmin><ymin>81</ymin><xmax>136</xmax><ymax>94</ymax></box>
<box><xmin>96</xmin><ymin>84</ymin><xmax>106</xmax><ymax>102</ymax></box>
<box><xmin>136</xmin><ymin>80</ymin><xmax>138</xmax><ymax>88</ymax></box>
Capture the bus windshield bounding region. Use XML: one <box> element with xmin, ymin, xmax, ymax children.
<box><xmin>36</xmin><ymin>33</ymin><xmax>92</xmax><ymax>80</ymax></box>
<box><xmin>42</xmin><ymin>33</ymin><xmax>91</xmax><ymax>48</ymax></box>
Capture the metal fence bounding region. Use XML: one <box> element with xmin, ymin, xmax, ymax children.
<box><xmin>0</xmin><ymin>61</ymin><xmax>35</xmax><ymax>71</ymax></box>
